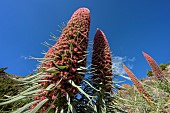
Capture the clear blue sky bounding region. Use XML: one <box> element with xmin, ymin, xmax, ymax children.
<box><xmin>0</xmin><ymin>0</ymin><xmax>170</xmax><ymax>82</ymax></box>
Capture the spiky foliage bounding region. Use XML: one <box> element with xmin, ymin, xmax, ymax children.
<box><xmin>0</xmin><ymin>7</ymin><xmax>90</xmax><ymax>113</ymax></box>
<box><xmin>119</xmin><ymin>53</ymin><xmax>170</xmax><ymax>112</ymax></box>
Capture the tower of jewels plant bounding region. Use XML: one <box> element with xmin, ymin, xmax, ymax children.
<box><xmin>0</xmin><ymin>7</ymin><xmax>124</xmax><ymax>113</ymax></box>
<box><xmin>91</xmin><ymin>29</ymin><xmax>125</xmax><ymax>113</ymax></box>
<box><xmin>0</xmin><ymin>8</ymin><xmax>91</xmax><ymax>113</ymax></box>
<box><xmin>91</xmin><ymin>29</ymin><xmax>113</xmax><ymax>94</ymax></box>
<box><xmin>91</xmin><ymin>29</ymin><xmax>119</xmax><ymax>113</ymax></box>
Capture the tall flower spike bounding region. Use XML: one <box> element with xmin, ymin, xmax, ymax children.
<box><xmin>123</xmin><ymin>64</ymin><xmax>154</xmax><ymax>105</ymax></box>
<box><xmin>91</xmin><ymin>29</ymin><xmax>113</xmax><ymax>93</ymax></box>
<box><xmin>32</xmin><ymin>8</ymin><xmax>90</xmax><ymax>112</ymax></box>
<box><xmin>142</xmin><ymin>52</ymin><xmax>169</xmax><ymax>83</ymax></box>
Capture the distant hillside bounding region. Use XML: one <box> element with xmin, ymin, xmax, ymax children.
<box><xmin>0</xmin><ymin>68</ymin><xmax>30</xmax><ymax>112</ymax></box>
<box><xmin>118</xmin><ymin>62</ymin><xmax>170</xmax><ymax>112</ymax></box>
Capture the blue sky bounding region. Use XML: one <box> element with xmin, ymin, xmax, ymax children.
<box><xmin>0</xmin><ymin>0</ymin><xmax>170</xmax><ymax>83</ymax></box>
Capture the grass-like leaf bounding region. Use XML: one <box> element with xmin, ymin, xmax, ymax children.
<box><xmin>0</xmin><ymin>96</ymin><xmax>25</xmax><ymax>105</ymax></box>
<box><xmin>68</xmin><ymin>80</ymin><xmax>94</xmax><ymax>101</ymax></box>
<box><xmin>30</xmin><ymin>98</ymin><xmax>48</xmax><ymax>113</ymax></box>
<box><xmin>12</xmin><ymin>100</ymin><xmax>39</xmax><ymax>113</ymax></box>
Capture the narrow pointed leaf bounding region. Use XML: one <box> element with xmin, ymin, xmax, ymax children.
<box><xmin>68</xmin><ymin>80</ymin><xmax>94</xmax><ymax>101</ymax></box>
<box><xmin>12</xmin><ymin>100</ymin><xmax>39</xmax><ymax>113</ymax></box>
<box><xmin>0</xmin><ymin>96</ymin><xmax>25</xmax><ymax>105</ymax></box>
<box><xmin>30</xmin><ymin>98</ymin><xmax>48</xmax><ymax>113</ymax></box>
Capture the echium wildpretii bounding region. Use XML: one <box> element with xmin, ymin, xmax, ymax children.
<box><xmin>91</xmin><ymin>29</ymin><xmax>113</xmax><ymax>93</ymax></box>
<box><xmin>0</xmin><ymin>8</ymin><xmax>90</xmax><ymax>113</ymax></box>
<box><xmin>31</xmin><ymin>8</ymin><xmax>91</xmax><ymax>112</ymax></box>
<box><xmin>123</xmin><ymin>64</ymin><xmax>154</xmax><ymax>105</ymax></box>
<box><xmin>91</xmin><ymin>29</ymin><xmax>114</xmax><ymax>113</ymax></box>
<box><xmin>142</xmin><ymin>52</ymin><xmax>169</xmax><ymax>83</ymax></box>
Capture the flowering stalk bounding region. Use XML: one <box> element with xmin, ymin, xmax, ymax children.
<box><xmin>31</xmin><ymin>7</ymin><xmax>91</xmax><ymax>112</ymax></box>
<box><xmin>142</xmin><ymin>52</ymin><xmax>169</xmax><ymax>83</ymax></box>
<box><xmin>91</xmin><ymin>29</ymin><xmax>113</xmax><ymax>93</ymax></box>
<box><xmin>123</xmin><ymin>64</ymin><xmax>154</xmax><ymax>105</ymax></box>
<box><xmin>91</xmin><ymin>29</ymin><xmax>114</xmax><ymax>113</ymax></box>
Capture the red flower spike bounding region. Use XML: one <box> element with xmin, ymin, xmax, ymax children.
<box><xmin>123</xmin><ymin>64</ymin><xmax>154</xmax><ymax>105</ymax></box>
<box><xmin>142</xmin><ymin>52</ymin><xmax>168</xmax><ymax>82</ymax></box>
<box><xmin>32</xmin><ymin>8</ymin><xmax>90</xmax><ymax>111</ymax></box>
<box><xmin>91</xmin><ymin>29</ymin><xmax>113</xmax><ymax>93</ymax></box>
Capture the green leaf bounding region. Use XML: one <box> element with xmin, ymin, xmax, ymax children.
<box><xmin>68</xmin><ymin>80</ymin><xmax>94</xmax><ymax>101</ymax></box>
<box><xmin>36</xmin><ymin>80</ymin><xmax>51</xmax><ymax>83</ymax></box>
<box><xmin>29</xmin><ymin>57</ymin><xmax>52</xmax><ymax>61</ymax></box>
<box><xmin>30</xmin><ymin>98</ymin><xmax>48</xmax><ymax>113</ymax></box>
<box><xmin>76</xmin><ymin>68</ymin><xmax>83</xmax><ymax>71</ymax></box>
<box><xmin>0</xmin><ymin>96</ymin><xmax>25</xmax><ymax>105</ymax></box>
<box><xmin>21</xmin><ymin>84</ymin><xmax>41</xmax><ymax>95</ymax></box>
<box><xmin>60</xmin><ymin>109</ymin><xmax>64</xmax><ymax>113</ymax></box>
<box><xmin>56</xmin><ymin>65</ymin><xmax>68</xmax><ymax>70</ymax></box>
<box><xmin>23</xmin><ymin>89</ymin><xmax>41</xmax><ymax>96</ymax></box>
<box><xmin>77</xmin><ymin>58</ymin><xmax>85</xmax><ymax>63</ymax></box>
<box><xmin>52</xmin><ymin>63</ymin><xmax>68</xmax><ymax>70</ymax></box>
<box><xmin>69</xmin><ymin>42</ymin><xmax>73</xmax><ymax>58</ymax></box>
<box><xmin>45</xmin><ymin>84</ymin><xmax>55</xmax><ymax>91</ymax></box>
<box><xmin>42</xmin><ymin>41</ymin><xmax>53</xmax><ymax>48</ymax></box>
<box><xmin>18</xmin><ymin>72</ymin><xmax>43</xmax><ymax>81</ymax></box>
<box><xmin>43</xmin><ymin>68</ymin><xmax>59</xmax><ymax>74</ymax></box>
<box><xmin>78</xmin><ymin>66</ymin><xmax>86</xmax><ymax>70</ymax></box>
<box><xmin>68</xmin><ymin>103</ymin><xmax>76</xmax><ymax>113</ymax></box>
<box><xmin>12</xmin><ymin>100</ymin><xmax>39</xmax><ymax>113</ymax></box>
<box><xmin>78</xmin><ymin>72</ymin><xmax>85</xmax><ymax>74</ymax></box>
<box><xmin>44</xmin><ymin>70</ymin><xmax>59</xmax><ymax>74</ymax></box>
<box><xmin>21</xmin><ymin>75</ymin><xmax>46</xmax><ymax>84</ymax></box>
<box><xmin>82</xmin><ymin>79</ymin><xmax>100</xmax><ymax>92</ymax></box>
<box><xmin>4</xmin><ymin>84</ymin><xmax>41</xmax><ymax>101</ymax></box>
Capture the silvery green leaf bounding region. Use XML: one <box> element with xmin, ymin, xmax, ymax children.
<box><xmin>45</xmin><ymin>84</ymin><xmax>55</xmax><ymax>91</ymax></box>
<box><xmin>53</xmin><ymin>64</ymin><xmax>68</xmax><ymax>70</ymax></box>
<box><xmin>79</xmin><ymin>66</ymin><xmax>86</xmax><ymax>70</ymax></box>
<box><xmin>60</xmin><ymin>109</ymin><xmax>64</xmax><ymax>113</ymax></box>
<box><xmin>76</xmin><ymin>68</ymin><xmax>83</xmax><ymax>71</ymax></box>
<box><xmin>18</xmin><ymin>72</ymin><xmax>43</xmax><ymax>81</ymax></box>
<box><xmin>77</xmin><ymin>72</ymin><xmax>85</xmax><ymax>74</ymax></box>
<box><xmin>68</xmin><ymin>80</ymin><xmax>94</xmax><ymax>101</ymax></box>
<box><xmin>21</xmin><ymin>76</ymin><xmax>46</xmax><ymax>84</ymax></box>
<box><xmin>42</xmin><ymin>41</ymin><xmax>53</xmax><ymax>48</ymax></box>
<box><xmin>77</xmin><ymin>58</ymin><xmax>85</xmax><ymax>63</ymax></box>
<box><xmin>21</xmin><ymin>84</ymin><xmax>41</xmax><ymax>94</ymax></box>
<box><xmin>68</xmin><ymin>103</ymin><xmax>76</xmax><ymax>113</ymax></box>
<box><xmin>12</xmin><ymin>100</ymin><xmax>39</xmax><ymax>113</ymax></box>
<box><xmin>36</xmin><ymin>80</ymin><xmax>51</xmax><ymax>83</ymax></box>
<box><xmin>0</xmin><ymin>96</ymin><xmax>25</xmax><ymax>105</ymax></box>
<box><xmin>30</xmin><ymin>98</ymin><xmax>48</xmax><ymax>113</ymax></box>
<box><xmin>29</xmin><ymin>56</ymin><xmax>52</xmax><ymax>61</ymax></box>
<box><xmin>23</xmin><ymin>89</ymin><xmax>41</xmax><ymax>96</ymax></box>
<box><xmin>82</xmin><ymin>79</ymin><xmax>100</xmax><ymax>92</ymax></box>
<box><xmin>43</xmin><ymin>69</ymin><xmax>59</xmax><ymax>74</ymax></box>
<box><xmin>119</xmin><ymin>74</ymin><xmax>131</xmax><ymax>80</ymax></box>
